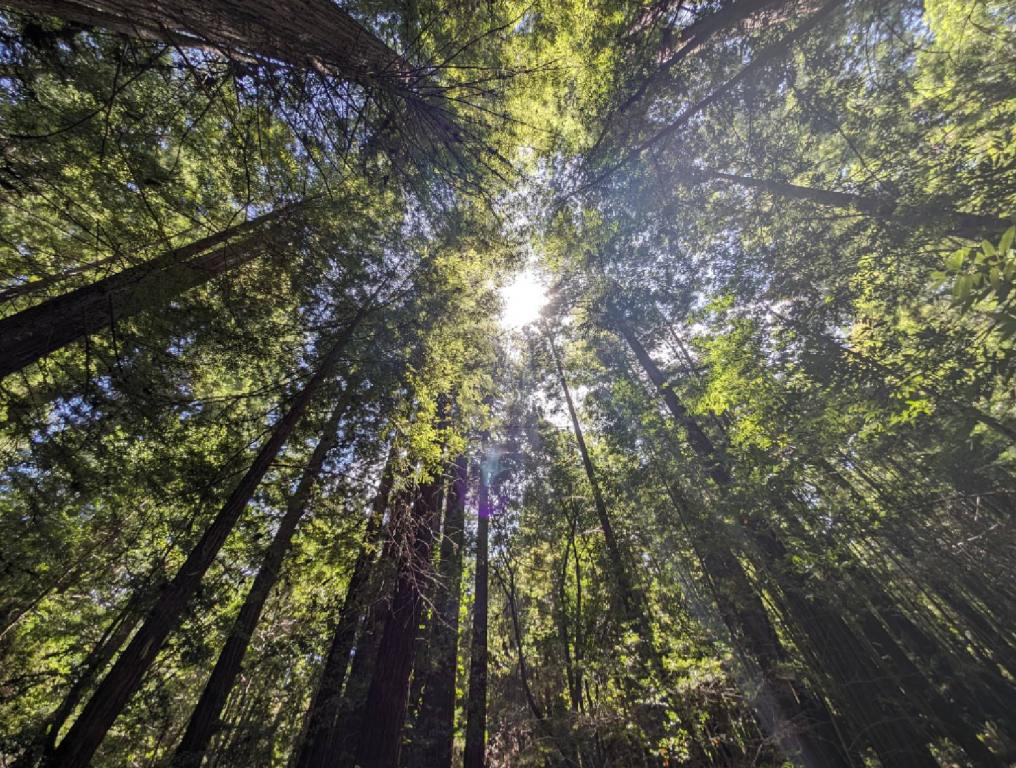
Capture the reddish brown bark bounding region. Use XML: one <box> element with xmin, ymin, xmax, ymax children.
<box><xmin>406</xmin><ymin>455</ymin><xmax>468</xmax><ymax>768</ymax></box>
<box><xmin>462</xmin><ymin>466</ymin><xmax>490</xmax><ymax>768</ymax></box>
<box><xmin>293</xmin><ymin>451</ymin><xmax>395</xmax><ymax>768</ymax></box>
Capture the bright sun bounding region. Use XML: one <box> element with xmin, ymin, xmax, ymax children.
<box><xmin>499</xmin><ymin>268</ymin><xmax>548</xmax><ymax>330</ymax></box>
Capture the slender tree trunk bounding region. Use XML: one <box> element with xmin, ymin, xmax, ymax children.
<box><xmin>611</xmin><ymin>313</ymin><xmax>855</xmax><ymax>768</ymax></box>
<box><xmin>548</xmin><ymin>336</ymin><xmax>642</xmax><ymax>622</ymax></box>
<box><xmin>617</xmin><ymin>0</ymin><xmax>790</xmax><ymax>119</ymax></box>
<box><xmin>354</xmin><ymin>479</ymin><xmax>443</xmax><ymax>768</ymax></box>
<box><xmin>172</xmin><ymin>387</ymin><xmax>357</xmax><ymax>767</ymax></box>
<box><xmin>611</xmin><ymin>313</ymin><xmax>954</xmax><ymax>767</ymax></box>
<box><xmin>46</xmin><ymin>308</ymin><xmax>367</xmax><ymax>768</ymax></box>
<box><xmin>292</xmin><ymin>449</ymin><xmax>395</xmax><ymax>768</ymax></box>
<box><xmin>0</xmin><ymin>202</ymin><xmax>305</xmax><ymax>380</ymax></box>
<box><xmin>406</xmin><ymin>455</ymin><xmax>469</xmax><ymax>768</ymax></box>
<box><xmin>676</xmin><ymin>165</ymin><xmax>1008</xmax><ymax>240</ymax></box>
<box><xmin>11</xmin><ymin>597</ymin><xmax>144</xmax><ymax>768</ymax></box>
<box><xmin>463</xmin><ymin>465</ymin><xmax>490</xmax><ymax>768</ymax></box>
<box><xmin>584</xmin><ymin>0</ymin><xmax>842</xmax><ymax>192</ymax></box>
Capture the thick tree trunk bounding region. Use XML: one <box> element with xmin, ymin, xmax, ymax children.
<box><xmin>5</xmin><ymin>0</ymin><xmax>401</xmax><ymax>85</ymax></box>
<box><xmin>45</xmin><ymin>308</ymin><xmax>367</xmax><ymax>768</ymax></box>
<box><xmin>0</xmin><ymin>202</ymin><xmax>305</xmax><ymax>380</ymax></box>
<box><xmin>172</xmin><ymin>387</ymin><xmax>357</xmax><ymax>767</ymax></box>
<box><xmin>462</xmin><ymin>467</ymin><xmax>490</xmax><ymax>768</ymax></box>
<box><xmin>293</xmin><ymin>450</ymin><xmax>395</xmax><ymax>768</ymax></box>
<box><xmin>677</xmin><ymin>165</ymin><xmax>1008</xmax><ymax>240</ymax></box>
<box><xmin>354</xmin><ymin>479</ymin><xmax>443</xmax><ymax>768</ymax></box>
<box><xmin>3</xmin><ymin>0</ymin><xmax>459</xmax><ymax>141</ymax></box>
<box><xmin>406</xmin><ymin>455</ymin><xmax>469</xmax><ymax>768</ymax></box>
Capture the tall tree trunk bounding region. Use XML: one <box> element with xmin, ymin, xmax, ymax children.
<box><xmin>463</xmin><ymin>464</ymin><xmax>490</xmax><ymax>768</ymax></box>
<box><xmin>5</xmin><ymin>0</ymin><xmax>401</xmax><ymax>85</ymax></box>
<box><xmin>4</xmin><ymin>0</ymin><xmax>459</xmax><ymax>140</ymax></box>
<box><xmin>611</xmin><ymin>313</ymin><xmax>857</xmax><ymax>768</ymax></box>
<box><xmin>406</xmin><ymin>455</ymin><xmax>469</xmax><ymax>768</ymax></box>
<box><xmin>293</xmin><ymin>449</ymin><xmax>395</xmax><ymax>768</ymax></box>
<box><xmin>616</xmin><ymin>0</ymin><xmax>790</xmax><ymax>120</ymax></box>
<box><xmin>610</xmin><ymin>313</ymin><xmax>952</xmax><ymax>767</ymax></box>
<box><xmin>548</xmin><ymin>336</ymin><xmax>643</xmax><ymax>624</ymax></box>
<box><xmin>172</xmin><ymin>386</ymin><xmax>357</xmax><ymax>767</ymax></box>
<box><xmin>675</xmin><ymin>164</ymin><xmax>1008</xmax><ymax>240</ymax></box>
<box><xmin>46</xmin><ymin>308</ymin><xmax>367</xmax><ymax>768</ymax></box>
<box><xmin>12</xmin><ymin>596</ymin><xmax>145</xmax><ymax>768</ymax></box>
<box><xmin>354</xmin><ymin>479</ymin><xmax>443</xmax><ymax>768</ymax></box>
<box><xmin>583</xmin><ymin>0</ymin><xmax>842</xmax><ymax>192</ymax></box>
<box><xmin>0</xmin><ymin>202</ymin><xmax>305</xmax><ymax>380</ymax></box>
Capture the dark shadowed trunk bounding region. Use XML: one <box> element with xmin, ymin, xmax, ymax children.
<box><xmin>406</xmin><ymin>455</ymin><xmax>468</xmax><ymax>768</ymax></box>
<box><xmin>354</xmin><ymin>478</ymin><xmax>443</xmax><ymax>768</ymax></box>
<box><xmin>46</xmin><ymin>308</ymin><xmax>367</xmax><ymax>768</ymax></box>
<box><xmin>674</xmin><ymin>164</ymin><xmax>1008</xmax><ymax>240</ymax></box>
<box><xmin>611</xmin><ymin>313</ymin><xmax>856</xmax><ymax>768</ymax></box>
<box><xmin>0</xmin><ymin>201</ymin><xmax>306</xmax><ymax>379</ymax></box>
<box><xmin>463</xmin><ymin>464</ymin><xmax>490</xmax><ymax>768</ymax></box>
<box><xmin>292</xmin><ymin>448</ymin><xmax>394</xmax><ymax>768</ymax></box>
<box><xmin>172</xmin><ymin>386</ymin><xmax>358</xmax><ymax>767</ymax></box>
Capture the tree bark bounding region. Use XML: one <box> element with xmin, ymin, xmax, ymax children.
<box><xmin>5</xmin><ymin>0</ymin><xmax>402</xmax><ymax>86</ymax></box>
<box><xmin>611</xmin><ymin>313</ymin><xmax>856</xmax><ymax>768</ymax></box>
<box><xmin>406</xmin><ymin>455</ymin><xmax>469</xmax><ymax>768</ymax></box>
<box><xmin>548</xmin><ymin>335</ymin><xmax>642</xmax><ymax>622</ymax></box>
<box><xmin>611</xmin><ymin>313</ymin><xmax>969</xmax><ymax>767</ymax></box>
<box><xmin>3</xmin><ymin>0</ymin><xmax>459</xmax><ymax>141</ymax></box>
<box><xmin>354</xmin><ymin>479</ymin><xmax>443</xmax><ymax>768</ymax></box>
<box><xmin>676</xmin><ymin>165</ymin><xmax>1008</xmax><ymax>240</ymax></box>
<box><xmin>46</xmin><ymin>307</ymin><xmax>367</xmax><ymax>768</ymax></box>
<box><xmin>292</xmin><ymin>449</ymin><xmax>395</xmax><ymax>768</ymax></box>
<box><xmin>0</xmin><ymin>201</ymin><xmax>305</xmax><ymax>380</ymax></box>
<box><xmin>462</xmin><ymin>464</ymin><xmax>490</xmax><ymax>768</ymax></box>
<box><xmin>172</xmin><ymin>386</ymin><xmax>357</xmax><ymax>767</ymax></box>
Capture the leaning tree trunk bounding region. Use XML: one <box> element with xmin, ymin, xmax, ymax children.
<box><xmin>462</xmin><ymin>465</ymin><xmax>490</xmax><ymax>768</ymax></box>
<box><xmin>172</xmin><ymin>386</ymin><xmax>358</xmax><ymax>767</ymax></box>
<box><xmin>293</xmin><ymin>449</ymin><xmax>395</xmax><ymax>768</ymax></box>
<box><xmin>674</xmin><ymin>165</ymin><xmax>1008</xmax><ymax>240</ymax></box>
<box><xmin>611</xmin><ymin>312</ymin><xmax>857</xmax><ymax>768</ymax></box>
<box><xmin>583</xmin><ymin>0</ymin><xmax>842</xmax><ymax>192</ymax></box>
<box><xmin>354</xmin><ymin>479</ymin><xmax>443</xmax><ymax>768</ymax></box>
<box><xmin>610</xmin><ymin>313</ymin><xmax>958</xmax><ymax>767</ymax></box>
<box><xmin>548</xmin><ymin>336</ymin><xmax>642</xmax><ymax>622</ymax></box>
<box><xmin>3</xmin><ymin>0</ymin><xmax>458</xmax><ymax>140</ymax></box>
<box><xmin>46</xmin><ymin>307</ymin><xmax>367</xmax><ymax>768</ymax></box>
<box><xmin>0</xmin><ymin>201</ymin><xmax>306</xmax><ymax>380</ymax></box>
<box><xmin>406</xmin><ymin>455</ymin><xmax>468</xmax><ymax>768</ymax></box>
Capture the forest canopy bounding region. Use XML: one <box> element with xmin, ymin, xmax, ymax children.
<box><xmin>0</xmin><ymin>0</ymin><xmax>1014</xmax><ymax>767</ymax></box>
